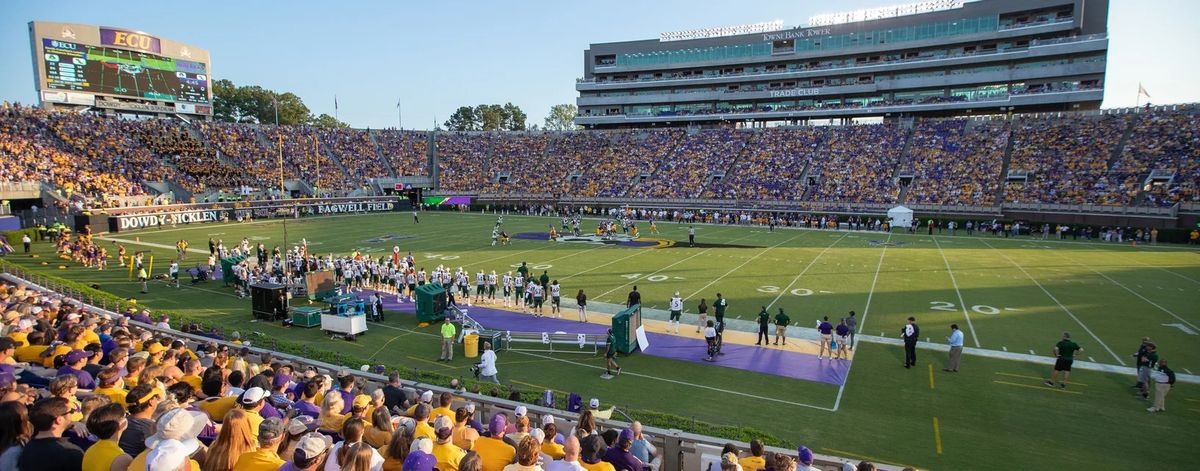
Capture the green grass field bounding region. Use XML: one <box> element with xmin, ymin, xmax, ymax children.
<box><xmin>7</xmin><ymin>211</ymin><xmax>1200</xmax><ymax>470</ymax></box>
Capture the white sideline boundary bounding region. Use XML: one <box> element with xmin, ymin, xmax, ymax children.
<box><xmin>933</xmin><ymin>236</ymin><xmax>981</xmax><ymax>348</ymax></box>
<box><xmin>981</xmin><ymin>240</ymin><xmax>1126</xmax><ymax>365</ymax></box>
<box><xmin>765</xmin><ymin>233</ymin><xmax>848</xmax><ymax>311</ymax></box>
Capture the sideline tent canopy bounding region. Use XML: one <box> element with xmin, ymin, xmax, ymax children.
<box><xmin>887</xmin><ymin>206</ymin><xmax>913</xmax><ymax>229</ymax></box>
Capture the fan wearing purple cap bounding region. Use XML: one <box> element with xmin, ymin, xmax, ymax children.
<box><xmin>58</xmin><ymin>349</ymin><xmax>96</xmax><ymax>389</ymax></box>
<box><xmin>474</xmin><ymin>413</ymin><xmax>517</xmax><ymax>471</ymax></box>
<box><xmin>796</xmin><ymin>446</ymin><xmax>816</xmax><ymax>471</ymax></box>
<box><xmin>601</xmin><ymin>429</ymin><xmax>644</xmax><ymax>471</ymax></box>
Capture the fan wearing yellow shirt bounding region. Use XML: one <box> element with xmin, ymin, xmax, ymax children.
<box><xmin>238</xmin><ymin>386</ymin><xmax>268</xmax><ymax>440</ymax></box>
<box><xmin>233</xmin><ymin>417</ymin><xmax>287</xmax><ymax>471</ymax></box>
<box><xmin>81</xmin><ymin>403</ymin><xmax>133</xmax><ymax>471</ymax></box>
<box><xmin>318</xmin><ymin>390</ymin><xmax>348</xmax><ymax>433</ymax></box>
<box><xmin>738</xmin><ymin>439</ymin><xmax>767</xmax><ymax>471</ymax></box>
<box><xmin>452</xmin><ymin>407</ymin><xmax>480</xmax><ymax>451</ymax></box>
<box><xmin>179</xmin><ymin>358</ymin><xmax>204</xmax><ymax>391</ymax></box>
<box><xmin>475</xmin><ymin>414</ymin><xmax>517</xmax><ymax>471</ymax></box>
<box><xmin>12</xmin><ymin>331</ymin><xmax>49</xmax><ymax>363</ymax></box>
<box><xmin>412</xmin><ymin>403</ymin><xmax>437</xmax><ymax>441</ymax></box>
<box><xmin>196</xmin><ymin>373</ymin><xmax>239</xmax><ymax>423</ymax></box>
<box><xmin>92</xmin><ymin>368</ymin><xmax>128</xmax><ymax>406</ymax></box>
<box><xmin>431</xmin><ymin>391</ymin><xmax>456</xmax><ymax>425</ymax></box>
<box><xmin>539</xmin><ymin>423</ymin><xmax>565</xmax><ymax>460</ymax></box>
<box><xmin>432</xmin><ymin>415</ymin><xmax>466</xmax><ymax>471</ymax></box>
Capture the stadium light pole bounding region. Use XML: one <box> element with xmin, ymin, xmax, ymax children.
<box><xmin>271</xmin><ymin>96</ymin><xmax>291</xmax><ymax>294</ymax></box>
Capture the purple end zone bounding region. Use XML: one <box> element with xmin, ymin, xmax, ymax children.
<box><xmin>351</xmin><ymin>290</ymin><xmax>848</xmax><ymax>385</ymax></box>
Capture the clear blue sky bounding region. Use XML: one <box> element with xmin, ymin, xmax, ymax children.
<box><xmin>1</xmin><ymin>0</ymin><xmax>1196</xmax><ymax>129</ymax></box>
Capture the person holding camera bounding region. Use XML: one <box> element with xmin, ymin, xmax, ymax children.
<box><xmin>474</xmin><ymin>341</ymin><xmax>499</xmax><ymax>384</ymax></box>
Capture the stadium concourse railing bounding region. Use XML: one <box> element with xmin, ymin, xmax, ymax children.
<box><xmin>0</xmin><ymin>267</ymin><xmax>895</xmax><ymax>471</ymax></box>
<box><xmin>88</xmin><ymin>195</ymin><xmax>403</xmax><ymax>216</ymax></box>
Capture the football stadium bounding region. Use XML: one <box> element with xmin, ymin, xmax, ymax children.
<box><xmin>0</xmin><ymin>1</ymin><xmax>1198</xmax><ymax>470</ymax></box>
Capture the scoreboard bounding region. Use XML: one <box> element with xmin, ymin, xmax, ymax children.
<box><xmin>41</xmin><ymin>38</ymin><xmax>209</xmax><ymax>104</ymax></box>
<box><xmin>30</xmin><ymin>21</ymin><xmax>213</xmax><ymax>114</ymax></box>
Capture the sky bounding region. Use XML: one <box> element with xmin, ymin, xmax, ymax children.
<box><xmin>0</xmin><ymin>0</ymin><xmax>1197</xmax><ymax>130</ymax></box>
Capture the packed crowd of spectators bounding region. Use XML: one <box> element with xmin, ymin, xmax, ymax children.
<box><xmin>436</xmin><ymin>133</ymin><xmax>494</xmax><ymax>192</ymax></box>
<box><xmin>581</xmin><ymin>130</ymin><xmax>682</xmax><ymax>198</ymax></box>
<box><xmin>629</xmin><ymin>129</ymin><xmax>750</xmax><ymax>199</ymax></box>
<box><xmin>1111</xmin><ymin>107</ymin><xmax>1200</xmax><ymax>206</ymax></box>
<box><xmin>904</xmin><ymin>119</ymin><xmax>1007</xmax><ymax>206</ymax></box>
<box><xmin>4</xmin><ymin>103</ymin><xmax>1198</xmax><ymax>208</ymax></box>
<box><xmin>319</xmin><ymin>128</ymin><xmax>393</xmax><ymax>185</ymax></box>
<box><xmin>1005</xmin><ymin>114</ymin><xmax>1125</xmax><ymax>205</ymax></box>
<box><xmin>704</xmin><ymin>127</ymin><xmax>823</xmax><ymax>201</ymax></box>
<box><xmin>807</xmin><ymin>124</ymin><xmax>905</xmax><ymax>204</ymax></box>
<box><xmin>374</xmin><ymin>130</ymin><xmax>430</xmax><ymax>177</ymax></box>
<box><xmin>0</xmin><ymin>104</ymin><xmax>148</xmax><ymax>202</ymax></box>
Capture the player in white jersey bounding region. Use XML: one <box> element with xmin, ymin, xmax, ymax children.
<box><xmin>492</xmin><ymin>227</ymin><xmax>500</xmax><ymax>246</ymax></box>
<box><xmin>513</xmin><ymin>275</ymin><xmax>525</xmax><ymax>310</ymax></box>
<box><xmin>669</xmin><ymin>292</ymin><xmax>684</xmax><ymax>334</ymax></box>
<box><xmin>549</xmin><ymin>280</ymin><xmax>562</xmax><ymax>317</ymax></box>
<box><xmin>487</xmin><ymin>271</ymin><xmax>498</xmax><ymax>301</ymax></box>
<box><xmin>502</xmin><ymin>272</ymin><xmax>513</xmax><ymax>307</ymax></box>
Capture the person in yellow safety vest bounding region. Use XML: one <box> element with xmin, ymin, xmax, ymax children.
<box><xmin>138</xmin><ymin>266</ymin><xmax>149</xmax><ymax>294</ymax></box>
<box><xmin>439</xmin><ymin>317</ymin><xmax>457</xmax><ymax>362</ymax></box>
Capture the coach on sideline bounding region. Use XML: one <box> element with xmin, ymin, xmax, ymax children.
<box><xmin>944</xmin><ymin>324</ymin><xmax>963</xmax><ymax>372</ymax></box>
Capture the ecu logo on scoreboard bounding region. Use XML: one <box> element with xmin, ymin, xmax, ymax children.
<box><xmin>99</xmin><ymin>28</ymin><xmax>162</xmax><ymax>54</ymax></box>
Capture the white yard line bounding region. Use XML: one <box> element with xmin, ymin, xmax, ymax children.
<box><xmin>683</xmin><ymin>233</ymin><xmax>803</xmax><ymax>301</ymax></box>
<box><xmin>933</xmin><ymin>237</ymin><xmax>981</xmax><ymax>348</ymax></box>
<box><xmin>855</xmin><ymin>233</ymin><xmax>890</xmax><ymax>335</ymax></box>
<box><xmin>981</xmin><ymin>240</ymin><xmax>1126</xmax><ymax>365</ymax></box>
<box><xmin>1075</xmin><ymin>264</ymin><xmax>1199</xmax><ymax>332</ymax></box>
<box><xmin>765</xmin><ymin>233</ymin><xmax>848</xmax><ymax>311</ymax></box>
<box><xmin>593</xmin><ymin>231</ymin><xmax>758</xmax><ymax>300</ymax></box>
<box><xmin>1122</xmin><ymin>256</ymin><xmax>1200</xmax><ymax>286</ymax></box>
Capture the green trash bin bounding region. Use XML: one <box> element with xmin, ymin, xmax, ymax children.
<box><xmin>416</xmin><ymin>283</ymin><xmax>447</xmax><ymax>323</ymax></box>
<box><xmin>610</xmin><ymin>304</ymin><xmax>643</xmax><ymax>354</ymax></box>
<box><xmin>291</xmin><ymin>307</ymin><xmax>322</xmax><ymax>328</ymax></box>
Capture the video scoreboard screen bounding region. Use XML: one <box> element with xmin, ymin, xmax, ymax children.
<box><xmin>41</xmin><ymin>38</ymin><xmax>210</xmax><ymax>104</ymax></box>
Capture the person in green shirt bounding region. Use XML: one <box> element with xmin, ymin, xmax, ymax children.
<box><xmin>774</xmin><ymin>309</ymin><xmax>791</xmax><ymax>346</ymax></box>
<box><xmin>439</xmin><ymin>317</ymin><xmax>457</xmax><ymax>362</ymax></box>
<box><xmin>517</xmin><ymin>262</ymin><xmax>529</xmax><ymax>280</ymax></box>
<box><xmin>605</xmin><ymin>329</ymin><xmax>620</xmax><ymax>377</ymax></box>
<box><xmin>539</xmin><ymin>270</ymin><xmax>550</xmax><ymax>291</ymax></box>
<box><xmin>755</xmin><ymin>307</ymin><xmax>770</xmax><ymax>346</ymax></box>
<box><xmin>1045</xmin><ymin>332</ymin><xmax>1082</xmax><ymax>389</ymax></box>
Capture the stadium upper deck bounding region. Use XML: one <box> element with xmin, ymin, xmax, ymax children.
<box><xmin>575</xmin><ymin>0</ymin><xmax>1109</xmax><ymax>128</ymax></box>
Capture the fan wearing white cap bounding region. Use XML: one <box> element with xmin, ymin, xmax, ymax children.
<box><xmin>128</xmin><ymin>407</ymin><xmax>208</xmax><ymax>471</ymax></box>
<box><xmin>238</xmin><ymin>386</ymin><xmax>268</xmax><ymax>439</ymax></box>
<box><xmin>407</xmin><ymin>389</ymin><xmax>435</xmax><ymax>417</ymax></box>
<box><xmin>284</xmin><ymin>433</ymin><xmax>333</xmax><ymax>471</ymax></box>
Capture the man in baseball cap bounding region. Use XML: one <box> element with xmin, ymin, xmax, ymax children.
<box><xmin>403</xmin><ymin>449</ymin><xmax>438</xmax><ymax>471</ymax></box>
<box><xmin>431</xmin><ymin>415</ymin><xmax>465</xmax><ymax>471</ymax></box>
<box><xmin>796</xmin><ymin>446</ymin><xmax>816</xmax><ymax>471</ymax></box>
<box><xmin>235</xmin><ymin>416</ymin><xmax>287</xmax><ymax>470</ymax></box>
<box><xmin>239</xmin><ymin>386</ymin><xmax>268</xmax><ymax>438</ymax></box>
<box><xmin>473</xmin><ymin>413</ymin><xmax>516</xmax><ymax>471</ymax></box>
<box><xmin>280</xmin><ymin>432</ymin><xmax>333</xmax><ymax>471</ymax></box>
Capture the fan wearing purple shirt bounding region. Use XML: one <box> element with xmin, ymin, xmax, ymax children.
<box><xmin>817</xmin><ymin>317</ymin><xmax>834</xmax><ymax>360</ymax></box>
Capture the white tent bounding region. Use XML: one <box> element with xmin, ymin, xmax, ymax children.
<box><xmin>887</xmin><ymin>206</ymin><xmax>913</xmax><ymax>229</ymax></box>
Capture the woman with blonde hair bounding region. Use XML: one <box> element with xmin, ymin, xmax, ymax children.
<box><xmin>366</xmin><ymin>406</ymin><xmax>395</xmax><ymax>449</ymax></box>
<box><xmin>325</xmin><ymin>417</ymin><xmax>384</xmax><ymax>471</ymax></box>
<box><xmin>379</xmin><ymin>426</ymin><xmax>411</xmax><ymax>471</ymax></box>
<box><xmin>318</xmin><ymin>390</ymin><xmax>347</xmax><ymax>433</ymax></box>
<box><xmin>502</xmin><ymin>435</ymin><xmax>543</xmax><ymax>471</ymax></box>
<box><xmin>341</xmin><ymin>441</ymin><xmax>376</xmax><ymax>471</ymax></box>
<box><xmin>202</xmin><ymin>408</ymin><xmax>257</xmax><ymax>471</ymax></box>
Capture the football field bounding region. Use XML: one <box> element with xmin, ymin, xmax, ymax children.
<box><xmin>8</xmin><ymin>211</ymin><xmax>1200</xmax><ymax>470</ymax></box>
